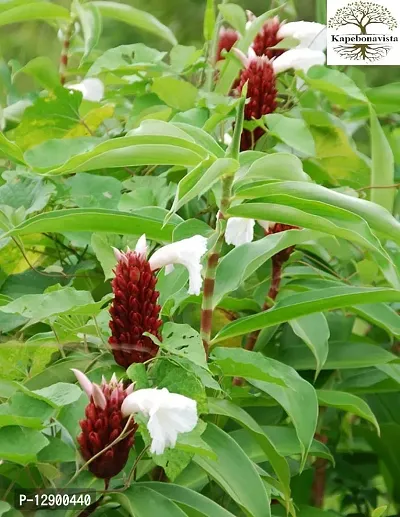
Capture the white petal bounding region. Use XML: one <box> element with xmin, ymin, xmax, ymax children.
<box><xmin>121</xmin><ymin>387</ymin><xmax>198</xmax><ymax>455</ymax></box>
<box><xmin>257</xmin><ymin>220</ymin><xmax>275</xmax><ymax>232</ymax></box>
<box><xmin>68</xmin><ymin>78</ymin><xmax>104</xmax><ymax>102</ymax></box>
<box><xmin>92</xmin><ymin>383</ymin><xmax>107</xmax><ymax>409</ymax></box>
<box><xmin>277</xmin><ymin>21</ymin><xmax>327</xmax><ymax>51</ymax></box>
<box><xmin>165</xmin><ymin>264</ymin><xmax>175</xmax><ymax>275</ymax></box>
<box><xmin>273</xmin><ymin>48</ymin><xmax>325</xmax><ymax>75</ymax></box>
<box><xmin>225</xmin><ymin>218</ymin><xmax>255</xmax><ymax>247</ymax></box>
<box><xmin>148</xmin><ymin>236</ymin><xmax>208</xmax><ymax>296</ymax></box>
<box><xmin>71</xmin><ymin>368</ymin><xmax>93</xmax><ymax>399</ymax></box>
<box><xmin>135</xmin><ymin>234</ymin><xmax>148</xmax><ymax>258</ymax></box>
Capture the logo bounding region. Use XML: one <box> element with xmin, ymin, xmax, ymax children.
<box><xmin>327</xmin><ymin>0</ymin><xmax>400</xmax><ymax>65</ymax></box>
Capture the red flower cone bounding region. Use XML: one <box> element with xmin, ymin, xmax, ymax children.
<box><xmin>216</xmin><ymin>28</ymin><xmax>239</xmax><ymax>62</ymax></box>
<box><xmin>109</xmin><ymin>241</ymin><xmax>162</xmax><ymax>368</ymax></box>
<box><xmin>252</xmin><ymin>17</ymin><xmax>284</xmax><ymax>59</ymax></box>
<box><xmin>235</xmin><ymin>53</ymin><xmax>278</xmax><ymax>151</ymax></box>
<box><xmin>73</xmin><ymin>370</ymin><xmax>138</xmax><ymax>482</ymax></box>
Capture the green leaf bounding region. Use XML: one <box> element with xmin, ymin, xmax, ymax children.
<box><xmin>92</xmin><ymin>1</ymin><xmax>177</xmax><ymax>45</ymax></box>
<box><xmin>73</xmin><ymin>0</ymin><xmax>102</xmax><ymax>64</ymax></box>
<box><xmin>37</xmin><ymin>435</ymin><xmax>76</xmax><ymax>463</ymax></box>
<box><xmin>26</xmin><ymin>134</ymin><xmax>208</xmax><ymax>175</ymax></box>
<box><xmin>14</xmin><ymin>87</ymin><xmax>82</xmax><ymax>151</ymax></box>
<box><xmin>33</xmin><ymin>382</ymin><xmax>82</xmax><ymax>408</ymax></box>
<box><xmin>219</xmin><ymin>3</ymin><xmax>246</xmax><ymax>34</ymax></box>
<box><xmin>212</xmin><ymin>287</ymin><xmax>400</xmax><ymax>344</ymax></box>
<box><xmin>0</xmin><ymin>132</ymin><xmax>24</xmax><ymax>163</ymax></box>
<box><xmin>208</xmin><ymin>398</ymin><xmax>290</xmax><ymax>502</ymax></box>
<box><xmin>0</xmin><ymin>502</ymin><xmax>11</xmax><ymax>517</ymax></box>
<box><xmin>0</xmin><ymin>411</ymin><xmax>43</xmax><ymax>430</ymax></box>
<box><xmin>212</xmin><ymin>348</ymin><xmax>318</xmax><ymax>464</ymax></box>
<box><xmin>235</xmin><ymin>180</ymin><xmax>400</xmax><ymax>245</ymax></box>
<box><xmin>67</xmin><ymin>173</ymin><xmax>122</xmax><ymax>209</ymax></box>
<box><xmin>372</xmin><ymin>506</ymin><xmax>388</xmax><ymax>517</ymax></box>
<box><xmin>304</xmin><ymin>66</ymin><xmax>368</xmax><ymax>105</ymax></box>
<box><xmin>91</xmin><ymin>233</ymin><xmax>117</xmax><ymax>280</ymax></box>
<box><xmin>317</xmin><ymin>390</ymin><xmax>379</xmax><ymax>434</ymax></box>
<box><xmin>229</xmin><ymin>197</ymin><xmax>388</xmax><ymax>261</ymax></box>
<box><xmin>0</xmin><ymin>172</ymin><xmax>55</xmax><ymax>214</ymax></box>
<box><xmin>231</xmin><ymin>426</ymin><xmax>333</xmax><ymax>463</ymax></box>
<box><xmin>235</xmin><ymin>153</ymin><xmax>311</xmax><ymax>185</ymax></box>
<box><xmin>113</xmin><ymin>486</ymin><xmax>187</xmax><ymax>517</ymax></box>
<box><xmin>369</xmin><ymin>105</ymin><xmax>395</xmax><ymax>213</ymax></box>
<box><xmin>0</xmin><ymin>286</ymin><xmax>94</xmax><ymax>323</ymax></box>
<box><xmin>195</xmin><ymin>423</ymin><xmax>271</xmax><ymax>517</ymax></box>
<box><xmin>211</xmin><ymin>347</ymin><xmax>286</xmax><ymax>386</ymax></box>
<box><xmin>228</xmin><ymin>198</ymin><xmax>398</xmax><ymax>287</ymax></box>
<box><xmin>158</xmin><ymin>322</ymin><xmax>207</xmax><ymax>370</ymax></box>
<box><xmin>214</xmin><ymin>229</ymin><xmax>322</xmax><ymax>307</ymax></box>
<box><xmin>24</xmin><ymin>354</ymin><xmax>98</xmax><ymax>390</ymax></box>
<box><xmin>152</xmin><ymin>77</ymin><xmax>198</xmax><ymax>111</ymax></box>
<box><xmin>367</xmin><ymin>82</ymin><xmax>400</xmax><ymax>114</ymax></box>
<box><xmin>87</xmin><ymin>43</ymin><xmax>166</xmax><ymax>77</ymax></box>
<box><xmin>352</xmin><ymin>303</ymin><xmax>400</xmax><ymax>339</ymax></box>
<box><xmin>13</xmin><ymin>57</ymin><xmax>60</xmax><ymax>91</ymax></box>
<box><xmin>0</xmin><ymin>3</ymin><xmax>70</xmax><ymax>26</ymax></box>
<box><xmin>290</xmin><ymin>313</ymin><xmax>330</xmax><ymax>377</ymax></box>
<box><xmin>264</xmin><ymin>114</ymin><xmax>316</xmax><ymax>157</ymax></box>
<box><xmin>126</xmin><ymin>363</ymin><xmax>149</xmax><ymax>390</ymax></box>
<box><xmin>282</xmin><ymin>342</ymin><xmax>395</xmax><ymax>371</ymax></box>
<box><xmin>5</xmin><ymin>208</ymin><xmax>176</xmax><ymax>243</ymax></box>
<box><xmin>136</xmin><ymin>482</ymin><xmax>237</xmax><ymax>517</ymax></box>
<box><xmin>173</xmin><ymin>122</ymin><xmax>224</xmax><ymax>158</ymax></box>
<box><xmin>150</xmin><ymin>359</ymin><xmax>207</xmax><ymax>414</ymax></box>
<box><xmin>170</xmin><ymin>157</ymin><xmax>237</xmax><ymax>216</ymax></box>
<box><xmin>0</xmin><ymin>426</ymin><xmax>48</xmax><ymax>465</ymax></box>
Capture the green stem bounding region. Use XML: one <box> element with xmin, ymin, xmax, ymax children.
<box><xmin>59</xmin><ymin>20</ymin><xmax>75</xmax><ymax>85</ymax></box>
<box><xmin>205</xmin><ymin>0</ymin><xmax>229</xmax><ymax>92</ymax></box>
<box><xmin>200</xmin><ymin>95</ymin><xmax>244</xmax><ymax>354</ymax></box>
<box><xmin>200</xmin><ymin>176</ymin><xmax>233</xmax><ymax>355</ymax></box>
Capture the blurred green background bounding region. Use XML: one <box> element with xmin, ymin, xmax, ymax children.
<box><xmin>1</xmin><ymin>0</ymin><xmax>399</xmax><ymax>86</ymax></box>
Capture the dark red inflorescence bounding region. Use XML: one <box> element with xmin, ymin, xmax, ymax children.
<box><xmin>109</xmin><ymin>250</ymin><xmax>162</xmax><ymax>368</ymax></box>
<box><xmin>77</xmin><ymin>378</ymin><xmax>137</xmax><ymax>481</ymax></box>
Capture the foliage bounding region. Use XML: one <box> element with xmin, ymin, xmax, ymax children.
<box><xmin>0</xmin><ymin>1</ymin><xmax>400</xmax><ymax>517</ymax></box>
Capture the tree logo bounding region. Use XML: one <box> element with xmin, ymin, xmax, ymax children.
<box><xmin>327</xmin><ymin>0</ymin><xmax>400</xmax><ymax>65</ymax></box>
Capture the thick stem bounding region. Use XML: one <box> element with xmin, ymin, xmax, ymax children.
<box><xmin>311</xmin><ymin>433</ymin><xmax>328</xmax><ymax>508</ymax></box>
<box><xmin>200</xmin><ymin>176</ymin><xmax>233</xmax><ymax>354</ymax></box>
<box><xmin>59</xmin><ymin>21</ymin><xmax>74</xmax><ymax>85</ymax></box>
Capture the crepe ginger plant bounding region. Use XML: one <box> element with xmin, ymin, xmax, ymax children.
<box><xmin>0</xmin><ymin>0</ymin><xmax>400</xmax><ymax>516</ymax></box>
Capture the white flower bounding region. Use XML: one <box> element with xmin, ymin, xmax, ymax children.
<box><xmin>67</xmin><ymin>78</ymin><xmax>104</xmax><ymax>102</ymax></box>
<box><xmin>225</xmin><ymin>217</ymin><xmax>255</xmax><ymax>247</ymax></box>
<box><xmin>149</xmin><ymin>235</ymin><xmax>208</xmax><ymax>296</ymax></box>
<box><xmin>225</xmin><ymin>219</ymin><xmax>277</xmax><ymax>246</ymax></box>
<box><xmin>272</xmin><ymin>48</ymin><xmax>326</xmax><ymax>75</ymax></box>
<box><xmin>257</xmin><ymin>220</ymin><xmax>276</xmax><ymax>232</ymax></box>
<box><xmin>278</xmin><ymin>21</ymin><xmax>327</xmax><ymax>51</ymax></box>
<box><xmin>121</xmin><ymin>388</ymin><xmax>198</xmax><ymax>455</ymax></box>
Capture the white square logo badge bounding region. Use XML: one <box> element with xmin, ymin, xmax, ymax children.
<box><xmin>327</xmin><ymin>0</ymin><xmax>400</xmax><ymax>65</ymax></box>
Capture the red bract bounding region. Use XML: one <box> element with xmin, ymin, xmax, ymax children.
<box><xmin>235</xmin><ymin>55</ymin><xmax>277</xmax><ymax>151</ymax></box>
<box><xmin>216</xmin><ymin>28</ymin><xmax>239</xmax><ymax>62</ymax></box>
<box><xmin>109</xmin><ymin>249</ymin><xmax>162</xmax><ymax>368</ymax></box>
<box><xmin>76</xmin><ymin>374</ymin><xmax>137</xmax><ymax>481</ymax></box>
<box><xmin>252</xmin><ymin>17</ymin><xmax>284</xmax><ymax>59</ymax></box>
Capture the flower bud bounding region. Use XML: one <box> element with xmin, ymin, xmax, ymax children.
<box><xmin>72</xmin><ymin>370</ymin><xmax>137</xmax><ymax>481</ymax></box>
